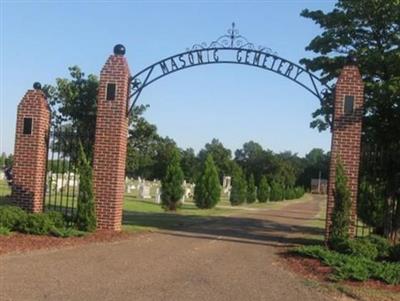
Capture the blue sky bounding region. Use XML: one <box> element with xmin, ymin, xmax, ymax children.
<box><xmin>1</xmin><ymin>0</ymin><xmax>336</xmax><ymax>156</ymax></box>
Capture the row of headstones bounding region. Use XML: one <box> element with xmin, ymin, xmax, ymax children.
<box><xmin>126</xmin><ymin>177</ymin><xmax>227</xmax><ymax>204</ymax></box>
<box><xmin>46</xmin><ymin>172</ymin><xmax>80</xmax><ymax>193</ymax></box>
<box><xmin>125</xmin><ymin>176</ymin><xmax>233</xmax><ymax>204</ymax></box>
<box><xmin>36</xmin><ymin>172</ymin><xmax>232</xmax><ymax>201</ymax></box>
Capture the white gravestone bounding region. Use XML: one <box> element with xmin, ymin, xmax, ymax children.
<box><xmin>155</xmin><ymin>187</ymin><xmax>161</xmax><ymax>204</ymax></box>
<box><xmin>139</xmin><ymin>184</ymin><xmax>151</xmax><ymax>199</ymax></box>
<box><xmin>223</xmin><ymin>176</ymin><xmax>232</xmax><ymax>194</ymax></box>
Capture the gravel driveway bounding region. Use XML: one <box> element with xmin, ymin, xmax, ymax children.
<box><xmin>0</xmin><ymin>195</ymin><xmax>333</xmax><ymax>301</ymax></box>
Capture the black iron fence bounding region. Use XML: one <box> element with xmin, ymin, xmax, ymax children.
<box><xmin>44</xmin><ymin>124</ymin><xmax>80</xmax><ymax>221</ymax></box>
<box><xmin>354</xmin><ymin>142</ymin><xmax>400</xmax><ymax>238</ymax></box>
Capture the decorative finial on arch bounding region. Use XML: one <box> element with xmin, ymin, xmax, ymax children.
<box><xmin>188</xmin><ymin>23</ymin><xmax>275</xmax><ymax>54</ymax></box>
<box><xmin>229</xmin><ymin>22</ymin><xmax>237</xmax><ymax>47</ymax></box>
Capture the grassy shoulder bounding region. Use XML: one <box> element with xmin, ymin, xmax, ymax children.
<box><xmin>122</xmin><ymin>193</ymin><xmax>313</xmax><ymax>232</ymax></box>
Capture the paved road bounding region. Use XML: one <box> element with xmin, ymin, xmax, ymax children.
<box><xmin>1</xmin><ymin>195</ymin><xmax>332</xmax><ymax>301</ymax></box>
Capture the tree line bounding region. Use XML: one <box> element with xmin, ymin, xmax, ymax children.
<box><xmin>160</xmin><ymin>150</ymin><xmax>307</xmax><ymax>211</ymax></box>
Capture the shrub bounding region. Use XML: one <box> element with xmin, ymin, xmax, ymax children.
<box><xmin>0</xmin><ymin>205</ymin><xmax>28</xmax><ymax>230</ymax></box>
<box><xmin>50</xmin><ymin>227</ymin><xmax>86</xmax><ymax>238</ymax></box>
<box><xmin>229</xmin><ymin>166</ymin><xmax>247</xmax><ymax>206</ymax></box>
<box><xmin>75</xmin><ymin>142</ymin><xmax>97</xmax><ymax>232</ymax></box>
<box><xmin>293</xmin><ymin>245</ymin><xmax>400</xmax><ymax>285</ymax></box>
<box><xmin>18</xmin><ymin>211</ymin><xmax>70</xmax><ymax>235</ymax></box>
<box><xmin>257</xmin><ymin>176</ymin><xmax>269</xmax><ymax>203</ymax></box>
<box><xmin>0</xmin><ymin>226</ymin><xmax>11</xmax><ymax>235</ymax></box>
<box><xmin>346</xmin><ymin>239</ymin><xmax>379</xmax><ymax>260</ymax></box>
<box><xmin>46</xmin><ymin>211</ymin><xmax>66</xmax><ymax>228</ymax></box>
<box><xmin>330</xmin><ymin>160</ymin><xmax>351</xmax><ymax>242</ymax></box>
<box><xmin>294</xmin><ymin>187</ymin><xmax>305</xmax><ymax>198</ymax></box>
<box><xmin>389</xmin><ymin>244</ymin><xmax>400</xmax><ymax>262</ymax></box>
<box><xmin>161</xmin><ymin>148</ymin><xmax>185</xmax><ymax>211</ymax></box>
<box><xmin>246</xmin><ymin>174</ymin><xmax>257</xmax><ymax>204</ymax></box>
<box><xmin>330</xmin><ymin>237</ymin><xmax>379</xmax><ymax>260</ymax></box>
<box><xmin>270</xmin><ymin>181</ymin><xmax>283</xmax><ymax>201</ymax></box>
<box><xmin>19</xmin><ymin>213</ymin><xmax>56</xmax><ymax>235</ymax></box>
<box><xmin>366</xmin><ymin>235</ymin><xmax>391</xmax><ymax>259</ymax></box>
<box><xmin>285</xmin><ymin>188</ymin><xmax>296</xmax><ymax>200</ymax></box>
<box><xmin>194</xmin><ymin>154</ymin><xmax>221</xmax><ymax>209</ymax></box>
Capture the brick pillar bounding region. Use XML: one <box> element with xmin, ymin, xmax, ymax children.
<box><xmin>93</xmin><ymin>45</ymin><xmax>131</xmax><ymax>231</ymax></box>
<box><xmin>325</xmin><ymin>60</ymin><xmax>364</xmax><ymax>240</ymax></box>
<box><xmin>11</xmin><ymin>83</ymin><xmax>50</xmax><ymax>213</ymax></box>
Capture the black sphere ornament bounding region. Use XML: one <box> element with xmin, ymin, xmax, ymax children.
<box><xmin>33</xmin><ymin>82</ymin><xmax>42</xmax><ymax>90</ymax></box>
<box><xmin>113</xmin><ymin>44</ymin><xmax>126</xmax><ymax>56</ymax></box>
<box><xmin>346</xmin><ymin>55</ymin><xmax>357</xmax><ymax>65</ymax></box>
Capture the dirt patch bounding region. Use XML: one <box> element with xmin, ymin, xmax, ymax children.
<box><xmin>0</xmin><ymin>230</ymin><xmax>133</xmax><ymax>256</ymax></box>
<box><xmin>280</xmin><ymin>251</ymin><xmax>400</xmax><ymax>294</ymax></box>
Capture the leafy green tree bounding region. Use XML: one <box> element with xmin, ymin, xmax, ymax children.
<box><xmin>194</xmin><ymin>155</ymin><xmax>221</xmax><ymax>209</ymax></box>
<box><xmin>257</xmin><ymin>176</ymin><xmax>270</xmax><ymax>203</ymax></box>
<box><xmin>181</xmin><ymin>148</ymin><xmax>199</xmax><ymax>183</ymax></box>
<box><xmin>75</xmin><ymin>143</ymin><xmax>96</xmax><ymax>232</ymax></box>
<box><xmin>330</xmin><ymin>160</ymin><xmax>352</xmax><ymax>242</ymax></box>
<box><xmin>357</xmin><ymin>179</ymin><xmax>386</xmax><ymax>233</ymax></box>
<box><xmin>153</xmin><ymin>137</ymin><xmax>180</xmax><ymax>180</ymax></box>
<box><xmin>44</xmin><ymin>66</ymin><xmax>98</xmax><ymax>160</ymax></box>
<box><xmin>235</xmin><ymin>141</ymin><xmax>271</xmax><ymax>184</ymax></box>
<box><xmin>301</xmin><ymin>0</ymin><xmax>400</xmax><ymax>239</ymax></box>
<box><xmin>246</xmin><ymin>174</ymin><xmax>257</xmax><ymax>203</ymax></box>
<box><xmin>297</xmin><ymin>148</ymin><xmax>330</xmax><ymax>189</ymax></box>
<box><xmin>126</xmin><ymin>104</ymin><xmax>160</xmax><ymax>179</ymax></box>
<box><xmin>229</xmin><ymin>164</ymin><xmax>247</xmax><ymax>206</ymax></box>
<box><xmin>161</xmin><ymin>149</ymin><xmax>185</xmax><ymax>211</ymax></box>
<box><xmin>301</xmin><ymin>0</ymin><xmax>400</xmax><ymax>133</ymax></box>
<box><xmin>198</xmin><ymin>139</ymin><xmax>232</xmax><ymax>181</ymax></box>
<box><xmin>0</xmin><ymin>153</ymin><xmax>11</xmax><ymax>168</ymax></box>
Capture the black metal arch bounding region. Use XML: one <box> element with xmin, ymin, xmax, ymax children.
<box><xmin>128</xmin><ymin>23</ymin><xmax>331</xmax><ymax>114</ymax></box>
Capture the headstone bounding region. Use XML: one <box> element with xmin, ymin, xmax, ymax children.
<box><xmin>139</xmin><ymin>183</ymin><xmax>151</xmax><ymax>199</ymax></box>
<box><xmin>223</xmin><ymin>176</ymin><xmax>232</xmax><ymax>194</ymax></box>
<box><xmin>155</xmin><ymin>187</ymin><xmax>161</xmax><ymax>204</ymax></box>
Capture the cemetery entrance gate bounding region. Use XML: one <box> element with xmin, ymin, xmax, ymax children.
<box><xmin>12</xmin><ymin>24</ymin><xmax>364</xmax><ymax>239</ymax></box>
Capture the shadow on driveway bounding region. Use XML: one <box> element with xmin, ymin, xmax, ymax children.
<box><xmin>122</xmin><ymin>203</ymin><xmax>324</xmax><ymax>248</ymax></box>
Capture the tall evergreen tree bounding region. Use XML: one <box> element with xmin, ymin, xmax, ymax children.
<box><xmin>246</xmin><ymin>174</ymin><xmax>257</xmax><ymax>203</ymax></box>
<box><xmin>194</xmin><ymin>155</ymin><xmax>221</xmax><ymax>209</ymax></box>
<box><xmin>76</xmin><ymin>142</ymin><xmax>96</xmax><ymax>232</ymax></box>
<box><xmin>230</xmin><ymin>165</ymin><xmax>247</xmax><ymax>206</ymax></box>
<box><xmin>257</xmin><ymin>176</ymin><xmax>270</xmax><ymax>203</ymax></box>
<box><xmin>161</xmin><ymin>149</ymin><xmax>184</xmax><ymax>211</ymax></box>
<box><xmin>270</xmin><ymin>181</ymin><xmax>283</xmax><ymax>202</ymax></box>
<box><xmin>330</xmin><ymin>160</ymin><xmax>352</xmax><ymax>242</ymax></box>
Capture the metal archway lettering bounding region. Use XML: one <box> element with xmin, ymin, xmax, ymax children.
<box><xmin>128</xmin><ymin>23</ymin><xmax>330</xmax><ymax>114</ymax></box>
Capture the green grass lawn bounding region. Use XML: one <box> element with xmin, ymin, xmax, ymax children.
<box><xmin>1</xmin><ymin>178</ymin><xmax>314</xmax><ymax>233</ymax></box>
<box><xmin>122</xmin><ymin>194</ymin><xmax>235</xmax><ymax>232</ymax></box>
<box><xmin>122</xmin><ymin>193</ymin><xmax>313</xmax><ymax>232</ymax></box>
<box><xmin>0</xmin><ymin>180</ymin><xmax>11</xmax><ymax>198</ymax></box>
